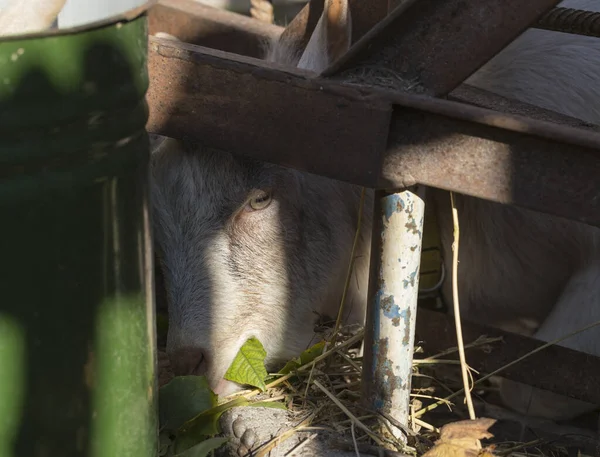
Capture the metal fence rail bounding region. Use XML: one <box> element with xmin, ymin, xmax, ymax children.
<box><xmin>415</xmin><ymin>309</ymin><xmax>600</xmax><ymax>406</ymax></box>
<box><xmin>147</xmin><ymin>36</ymin><xmax>600</xmax><ymax>227</ymax></box>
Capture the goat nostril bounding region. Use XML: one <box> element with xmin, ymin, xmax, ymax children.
<box><xmin>168</xmin><ymin>347</ymin><xmax>206</xmax><ymax>376</ymax></box>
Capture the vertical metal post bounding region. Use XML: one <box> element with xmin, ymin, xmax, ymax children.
<box><xmin>362</xmin><ymin>186</ymin><xmax>426</xmax><ymax>438</ymax></box>
<box><xmin>0</xmin><ymin>12</ymin><xmax>157</xmax><ymax>457</ymax></box>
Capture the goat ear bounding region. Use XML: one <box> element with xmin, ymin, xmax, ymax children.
<box><xmin>297</xmin><ymin>0</ymin><xmax>351</xmax><ymax>73</ymax></box>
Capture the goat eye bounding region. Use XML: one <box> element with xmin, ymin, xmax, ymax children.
<box><xmin>248</xmin><ymin>190</ymin><xmax>272</xmax><ymax>211</ymax></box>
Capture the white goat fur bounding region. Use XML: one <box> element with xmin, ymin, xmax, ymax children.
<box><xmin>150</xmin><ymin>0</ymin><xmax>600</xmax><ymax>420</ymax></box>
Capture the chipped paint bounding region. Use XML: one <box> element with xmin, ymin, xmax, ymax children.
<box><xmin>402</xmin><ymin>308</ymin><xmax>412</xmax><ymax>345</ymax></box>
<box><xmin>371</xmin><ymin>338</ymin><xmax>403</xmax><ymax>412</ymax></box>
<box><xmin>382</xmin><ymin>193</ymin><xmax>406</xmax><ymax>222</ymax></box>
<box><xmin>402</xmin><ymin>269</ymin><xmax>418</xmax><ymax>289</ymax></box>
<box><xmin>374</xmin><ymin>289</ymin><xmax>415</xmax><ymax>333</ymax></box>
<box><xmin>404</xmin><ymin>218</ymin><xmax>421</xmax><ymax>236</ymax></box>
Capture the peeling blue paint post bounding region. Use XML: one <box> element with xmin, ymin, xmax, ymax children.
<box><xmin>362</xmin><ymin>186</ymin><xmax>426</xmax><ymax>439</ymax></box>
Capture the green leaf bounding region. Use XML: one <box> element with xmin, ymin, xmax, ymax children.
<box><xmin>175</xmin><ymin>437</ymin><xmax>229</xmax><ymax>457</ymax></box>
<box><xmin>277</xmin><ymin>358</ymin><xmax>301</xmax><ymax>375</ymax></box>
<box><xmin>277</xmin><ymin>341</ymin><xmax>326</xmax><ymax>375</ymax></box>
<box><xmin>159</xmin><ymin>376</ymin><xmax>218</xmax><ymax>432</ymax></box>
<box><xmin>300</xmin><ymin>341</ymin><xmax>326</xmax><ymax>366</ymax></box>
<box><xmin>224</xmin><ymin>337</ymin><xmax>268</xmax><ymax>391</ymax></box>
<box><xmin>247</xmin><ymin>400</ymin><xmax>287</xmax><ymax>410</ymax></box>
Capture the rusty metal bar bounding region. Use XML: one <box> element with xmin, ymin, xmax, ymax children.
<box><xmin>321</xmin><ymin>0</ymin><xmax>562</xmax><ymax>96</ymax></box>
<box><xmin>383</xmin><ymin>90</ymin><xmax>600</xmax><ymax>227</ymax></box>
<box><xmin>415</xmin><ymin>308</ymin><xmax>600</xmax><ymax>405</ymax></box>
<box><xmin>449</xmin><ymin>84</ymin><xmax>600</xmax><ymax>130</ymax></box>
<box><xmin>535</xmin><ymin>7</ymin><xmax>600</xmax><ymax>38</ymax></box>
<box><xmin>148</xmin><ymin>0</ymin><xmax>282</xmax><ymax>58</ymax></box>
<box><xmin>146</xmin><ymin>40</ymin><xmax>600</xmax><ymax>227</ymax></box>
<box><xmin>146</xmin><ymin>37</ymin><xmax>391</xmax><ymax>186</ymax></box>
<box><xmin>363</xmin><ymin>187</ymin><xmax>426</xmax><ymax>434</ymax></box>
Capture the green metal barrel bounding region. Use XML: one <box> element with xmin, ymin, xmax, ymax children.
<box><xmin>0</xmin><ymin>10</ymin><xmax>156</xmax><ymax>457</ymax></box>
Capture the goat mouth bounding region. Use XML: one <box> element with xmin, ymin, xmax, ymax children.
<box><xmin>212</xmin><ymin>378</ymin><xmax>244</xmax><ymax>397</ymax></box>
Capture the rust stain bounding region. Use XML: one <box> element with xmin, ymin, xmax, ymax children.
<box><xmin>405</xmin><ymin>217</ymin><xmax>421</xmax><ymax>236</ymax></box>
<box><xmin>396</xmin><ymin>198</ymin><xmax>404</xmax><ymax>213</ymax></box>
<box><xmin>403</xmin><ymin>308</ymin><xmax>412</xmax><ymax>345</ymax></box>
<box><xmin>381</xmin><ymin>294</ymin><xmax>394</xmax><ymax>313</ymax></box>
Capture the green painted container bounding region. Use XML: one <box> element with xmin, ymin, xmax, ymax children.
<box><xmin>0</xmin><ymin>9</ymin><xmax>157</xmax><ymax>457</ymax></box>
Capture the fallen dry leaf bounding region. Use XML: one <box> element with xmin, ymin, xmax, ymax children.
<box><xmin>422</xmin><ymin>418</ymin><xmax>497</xmax><ymax>457</ymax></box>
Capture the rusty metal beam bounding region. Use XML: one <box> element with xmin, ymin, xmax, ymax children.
<box><xmin>322</xmin><ymin>0</ymin><xmax>563</xmax><ymax>96</ymax></box>
<box><xmin>146</xmin><ymin>38</ymin><xmax>391</xmax><ymax>186</ymax></box>
<box><xmin>535</xmin><ymin>7</ymin><xmax>600</xmax><ymax>38</ymax></box>
<box><xmin>148</xmin><ymin>0</ymin><xmax>282</xmax><ymax>58</ymax></box>
<box><xmin>449</xmin><ymin>84</ymin><xmax>600</xmax><ymax>131</ymax></box>
<box><xmin>146</xmin><ymin>40</ymin><xmax>600</xmax><ymax>227</ymax></box>
<box><xmin>415</xmin><ymin>308</ymin><xmax>600</xmax><ymax>405</ymax></box>
<box><xmin>382</xmin><ymin>90</ymin><xmax>600</xmax><ymax>227</ymax></box>
<box><xmin>347</xmin><ymin>0</ymin><xmax>389</xmax><ymax>41</ymax></box>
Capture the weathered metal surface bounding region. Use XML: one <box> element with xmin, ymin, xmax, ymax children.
<box><xmin>322</xmin><ymin>0</ymin><xmax>562</xmax><ymax>96</ymax></box>
<box><xmin>449</xmin><ymin>84</ymin><xmax>600</xmax><ymax>131</ymax></box>
<box><xmin>145</xmin><ymin>42</ymin><xmax>600</xmax><ymax>226</ymax></box>
<box><xmin>363</xmin><ymin>188</ymin><xmax>426</xmax><ymax>432</ymax></box>
<box><xmin>347</xmin><ymin>0</ymin><xmax>389</xmax><ymax>41</ymax></box>
<box><xmin>148</xmin><ymin>0</ymin><xmax>282</xmax><ymax>58</ymax></box>
<box><xmin>383</xmin><ymin>91</ymin><xmax>600</xmax><ymax>227</ymax></box>
<box><xmin>534</xmin><ymin>7</ymin><xmax>600</xmax><ymax>38</ymax></box>
<box><xmin>146</xmin><ymin>37</ymin><xmax>391</xmax><ymax>187</ymax></box>
<box><xmin>0</xmin><ymin>16</ymin><xmax>156</xmax><ymax>457</ymax></box>
<box><xmin>415</xmin><ymin>309</ymin><xmax>600</xmax><ymax>405</ymax></box>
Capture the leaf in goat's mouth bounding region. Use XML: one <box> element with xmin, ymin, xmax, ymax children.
<box><xmin>224</xmin><ymin>337</ymin><xmax>269</xmax><ymax>391</ymax></box>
